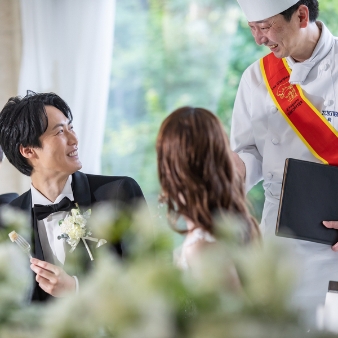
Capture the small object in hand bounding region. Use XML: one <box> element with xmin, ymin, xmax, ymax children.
<box><xmin>8</xmin><ymin>230</ymin><xmax>18</xmax><ymax>242</ymax></box>
<box><xmin>8</xmin><ymin>231</ymin><xmax>33</xmax><ymax>258</ymax></box>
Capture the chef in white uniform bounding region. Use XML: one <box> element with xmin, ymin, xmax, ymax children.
<box><xmin>230</xmin><ymin>0</ymin><xmax>338</xmax><ymax>325</ymax></box>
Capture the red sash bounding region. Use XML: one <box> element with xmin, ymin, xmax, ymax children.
<box><xmin>260</xmin><ymin>52</ymin><xmax>338</xmax><ymax>165</ymax></box>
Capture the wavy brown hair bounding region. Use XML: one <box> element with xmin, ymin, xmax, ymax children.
<box><xmin>156</xmin><ymin>107</ymin><xmax>259</xmax><ymax>241</ymax></box>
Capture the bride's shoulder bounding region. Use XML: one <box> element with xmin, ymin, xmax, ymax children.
<box><xmin>186</xmin><ymin>227</ymin><xmax>215</xmax><ymax>246</ymax></box>
<box><xmin>183</xmin><ymin>228</ymin><xmax>215</xmax><ymax>263</ymax></box>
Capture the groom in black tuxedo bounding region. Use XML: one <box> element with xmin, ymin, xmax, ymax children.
<box><xmin>0</xmin><ymin>92</ymin><xmax>146</xmax><ymax>302</ymax></box>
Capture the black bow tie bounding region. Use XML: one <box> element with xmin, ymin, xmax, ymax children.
<box><xmin>33</xmin><ymin>197</ymin><xmax>77</xmax><ymax>221</ymax></box>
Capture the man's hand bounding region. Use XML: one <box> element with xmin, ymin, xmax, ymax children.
<box><xmin>30</xmin><ymin>258</ymin><xmax>76</xmax><ymax>297</ymax></box>
<box><xmin>323</xmin><ymin>221</ymin><xmax>338</xmax><ymax>251</ymax></box>
<box><xmin>231</xmin><ymin>151</ymin><xmax>246</xmax><ymax>181</ymax></box>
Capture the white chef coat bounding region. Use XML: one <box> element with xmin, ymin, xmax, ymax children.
<box><xmin>230</xmin><ymin>22</ymin><xmax>338</xmax><ymax>325</ymax></box>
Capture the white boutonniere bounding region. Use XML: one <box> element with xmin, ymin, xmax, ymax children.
<box><xmin>58</xmin><ymin>204</ymin><xmax>107</xmax><ymax>261</ymax></box>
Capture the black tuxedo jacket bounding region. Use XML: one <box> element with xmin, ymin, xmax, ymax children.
<box><xmin>0</xmin><ymin>192</ymin><xmax>19</xmax><ymax>205</ymax></box>
<box><xmin>9</xmin><ymin>171</ymin><xmax>146</xmax><ymax>302</ymax></box>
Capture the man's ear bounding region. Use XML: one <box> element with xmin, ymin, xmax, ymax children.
<box><xmin>298</xmin><ymin>4</ymin><xmax>310</xmax><ymax>28</ymax></box>
<box><xmin>19</xmin><ymin>144</ymin><xmax>36</xmax><ymax>160</ymax></box>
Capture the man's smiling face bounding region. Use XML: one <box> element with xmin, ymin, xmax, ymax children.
<box><xmin>32</xmin><ymin>105</ymin><xmax>82</xmax><ymax>176</ymax></box>
<box><xmin>248</xmin><ymin>12</ymin><xmax>302</xmax><ymax>60</ymax></box>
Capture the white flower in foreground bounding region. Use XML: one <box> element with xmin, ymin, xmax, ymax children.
<box><xmin>58</xmin><ymin>205</ymin><xmax>91</xmax><ymax>246</ymax></box>
<box><xmin>59</xmin><ymin>217</ymin><xmax>86</xmax><ymax>243</ymax></box>
<box><xmin>58</xmin><ymin>205</ymin><xmax>105</xmax><ymax>260</ymax></box>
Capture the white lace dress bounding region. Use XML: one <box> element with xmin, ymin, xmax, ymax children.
<box><xmin>174</xmin><ymin>227</ymin><xmax>215</xmax><ymax>270</ymax></box>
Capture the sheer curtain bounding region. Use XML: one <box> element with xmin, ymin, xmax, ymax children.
<box><xmin>18</xmin><ymin>0</ymin><xmax>115</xmax><ymax>174</ymax></box>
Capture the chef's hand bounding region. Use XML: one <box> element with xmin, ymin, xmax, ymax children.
<box><xmin>231</xmin><ymin>151</ymin><xmax>246</xmax><ymax>181</ymax></box>
<box><xmin>30</xmin><ymin>258</ymin><xmax>76</xmax><ymax>297</ymax></box>
<box><xmin>323</xmin><ymin>221</ymin><xmax>338</xmax><ymax>251</ymax></box>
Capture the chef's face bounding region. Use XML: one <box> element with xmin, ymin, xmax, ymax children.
<box><xmin>248</xmin><ymin>6</ymin><xmax>309</xmax><ymax>62</ymax></box>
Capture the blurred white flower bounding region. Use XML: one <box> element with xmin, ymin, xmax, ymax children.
<box><xmin>58</xmin><ymin>205</ymin><xmax>91</xmax><ymax>249</ymax></box>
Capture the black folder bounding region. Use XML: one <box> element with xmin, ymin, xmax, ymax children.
<box><xmin>276</xmin><ymin>158</ymin><xmax>338</xmax><ymax>245</ymax></box>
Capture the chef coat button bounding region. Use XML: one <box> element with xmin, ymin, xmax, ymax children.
<box><xmin>266</xmin><ymin>172</ymin><xmax>273</xmax><ymax>180</ymax></box>
<box><xmin>324</xmin><ymin>100</ymin><xmax>333</xmax><ymax>107</ymax></box>
<box><xmin>271</xmin><ymin>138</ymin><xmax>279</xmax><ymax>145</ymax></box>
<box><xmin>270</xmin><ymin>106</ymin><xmax>277</xmax><ymax>114</ymax></box>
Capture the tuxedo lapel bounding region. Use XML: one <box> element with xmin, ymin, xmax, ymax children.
<box><xmin>32</xmin><ymin>211</ymin><xmax>45</xmax><ymax>261</ymax></box>
<box><xmin>10</xmin><ymin>191</ymin><xmax>47</xmax><ymax>301</ymax></box>
<box><xmin>65</xmin><ymin>171</ymin><xmax>93</xmax><ymax>270</ymax></box>
<box><xmin>10</xmin><ymin>190</ymin><xmax>31</xmax><ymax>212</ymax></box>
<box><xmin>10</xmin><ymin>191</ymin><xmax>44</xmax><ymax>261</ymax></box>
<box><xmin>71</xmin><ymin>171</ymin><xmax>92</xmax><ymax>209</ymax></box>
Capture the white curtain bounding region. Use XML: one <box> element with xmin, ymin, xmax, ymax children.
<box><xmin>18</xmin><ymin>0</ymin><xmax>115</xmax><ymax>174</ymax></box>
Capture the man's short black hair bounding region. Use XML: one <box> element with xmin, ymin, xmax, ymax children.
<box><xmin>0</xmin><ymin>146</ymin><xmax>3</xmax><ymax>163</ymax></box>
<box><xmin>280</xmin><ymin>0</ymin><xmax>319</xmax><ymax>22</ymax></box>
<box><xmin>0</xmin><ymin>91</ymin><xmax>73</xmax><ymax>176</ymax></box>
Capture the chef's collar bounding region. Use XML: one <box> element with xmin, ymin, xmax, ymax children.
<box><xmin>287</xmin><ymin>22</ymin><xmax>334</xmax><ymax>85</ymax></box>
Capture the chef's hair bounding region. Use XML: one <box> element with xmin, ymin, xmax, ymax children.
<box><xmin>281</xmin><ymin>0</ymin><xmax>319</xmax><ymax>22</ymax></box>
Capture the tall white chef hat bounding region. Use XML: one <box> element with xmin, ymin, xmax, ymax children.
<box><xmin>237</xmin><ymin>0</ymin><xmax>300</xmax><ymax>22</ymax></box>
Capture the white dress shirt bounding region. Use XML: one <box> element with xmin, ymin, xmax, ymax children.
<box><xmin>31</xmin><ymin>175</ymin><xmax>74</xmax><ymax>266</ymax></box>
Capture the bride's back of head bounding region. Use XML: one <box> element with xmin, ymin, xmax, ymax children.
<box><xmin>156</xmin><ymin>106</ymin><xmax>259</xmax><ymax>241</ymax></box>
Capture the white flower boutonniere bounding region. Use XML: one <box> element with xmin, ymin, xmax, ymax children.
<box><xmin>58</xmin><ymin>204</ymin><xmax>107</xmax><ymax>261</ymax></box>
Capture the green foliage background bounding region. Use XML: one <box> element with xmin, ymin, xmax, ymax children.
<box><xmin>102</xmin><ymin>0</ymin><xmax>338</xmax><ymax>221</ymax></box>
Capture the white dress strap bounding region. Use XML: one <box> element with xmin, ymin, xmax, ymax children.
<box><xmin>174</xmin><ymin>227</ymin><xmax>215</xmax><ymax>270</ymax></box>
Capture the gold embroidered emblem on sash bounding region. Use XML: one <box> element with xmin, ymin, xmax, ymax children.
<box><xmin>277</xmin><ymin>83</ymin><xmax>298</xmax><ymax>102</ymax></box>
